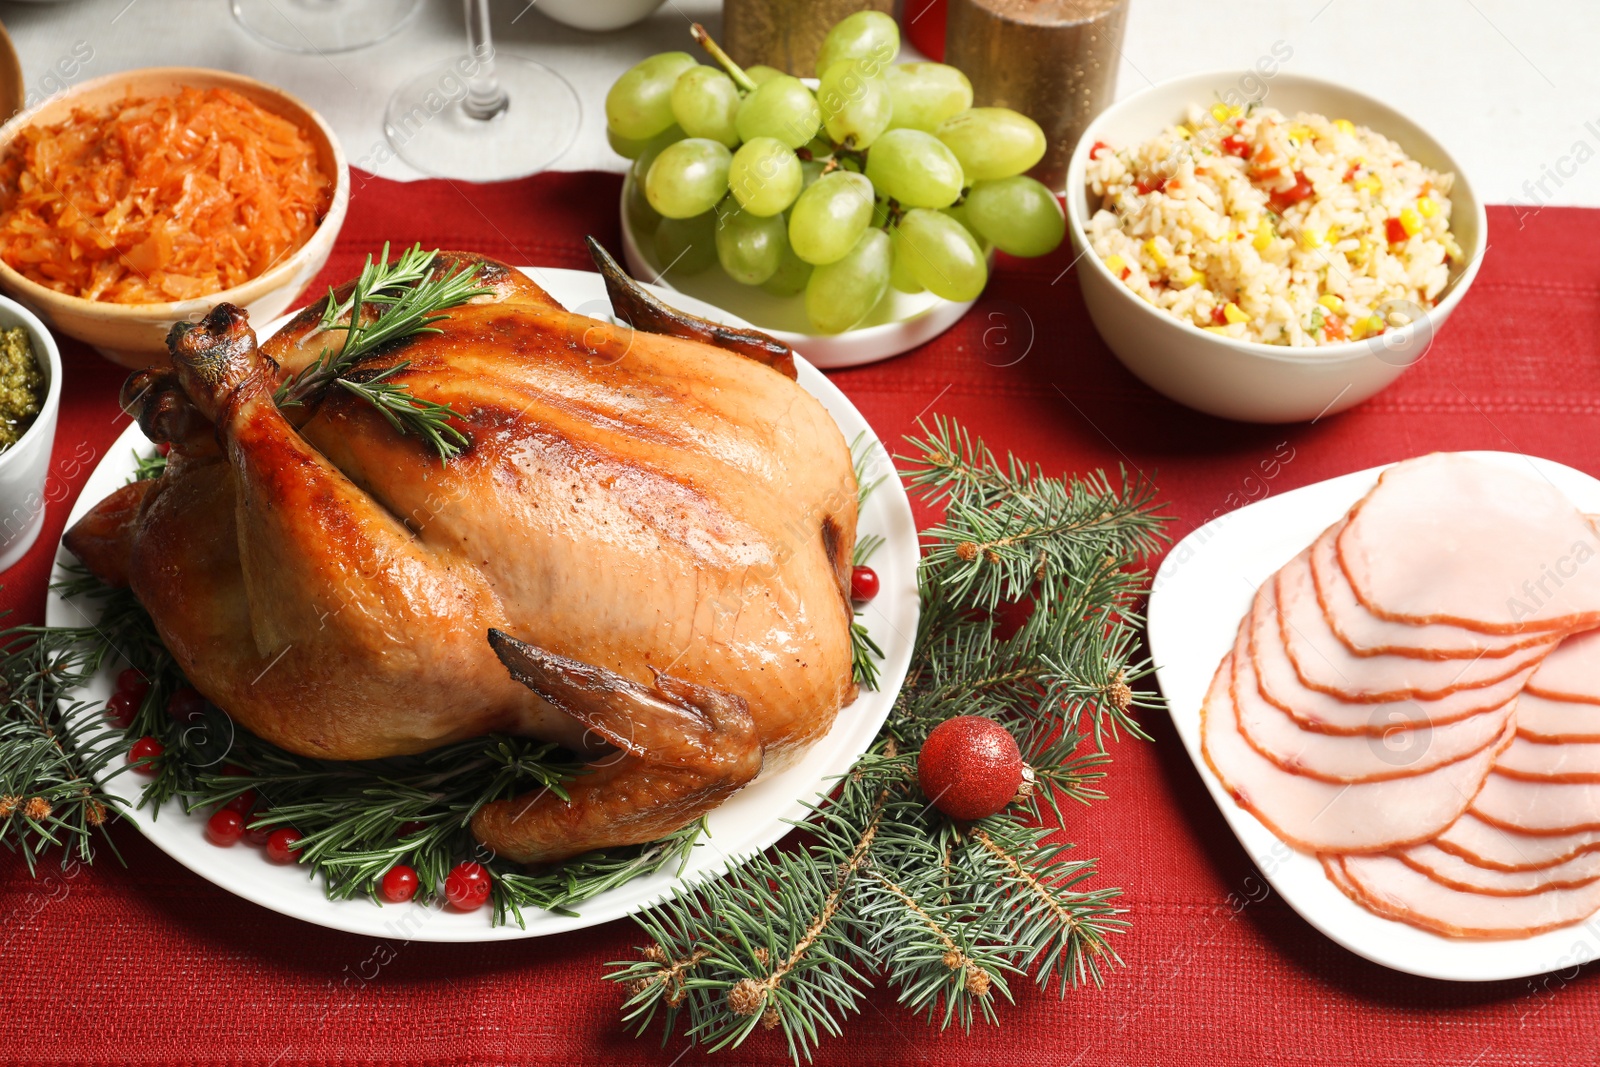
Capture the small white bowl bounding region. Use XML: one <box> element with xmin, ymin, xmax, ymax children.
<box><xmin>0</xmin><ymin>294</ymin><xmax>60</xmax><ymax>571</ymax></box>
<box><xmin>1066</xmin><ymin>71</ymin><xmax>1487</xmax><ymax>423</ymax></box>
<box><xmin>537</xmin><ymin>0</ymin><xmax>667</xmax><ymax>31</ymax></box>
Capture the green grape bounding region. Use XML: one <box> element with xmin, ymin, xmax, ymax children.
<box><xmin>607</xmin><ymin>52</ymin><xmax>698</xmax><ymax>141</ymax></box>
<box><xmin>939</xmin><ymin>199</ymin><xmax>989</xmax><ymax>252</ymax></box>
<box><xmin>645</xmin><ymin>138</ymin><xmax>733</xmax><ymax>219</ymax></box>
<box><xmin>863</xmin><ymin>128</ymin><xmax>964</xmax><ymax>208</ymax></box>
<box><xmin>608</xmin><ymin>126</ymin><xmax>651</xmax><ymax>160</ymax></box>
<box><xmin>805</xmin><ymin>229</ymin><xmax>891</xmax><ymax>333</ymax></box>
<box><xmin>715</xmin><ymin>202</ymin><xmax>787</xmax><ymax>285</ymax></box>
<box><xmin>815</xmin><ymin>10</ymin><xmax>900</xmax><ymax>77</ymax></box>
<box><xmin>896</xmin><ymin>208</ymin><xmax>987</xmax><ymax>301</ymax></box>
<box><xmin>630</xmin><ymin>124</ymin><xmax>685</xmax><ymax>183</ymax></box>
<box><xmin>936</xmin><ymin>108</ymin><xmax>1047</xmax><ymax>181</ymax></box>
<box><xmin>626</xmin><ymin>174</ymin><xmax>662</xmax><ymax>235</ymax></box>
<box><xmin>817</xmin><ymin>59</ymin><xmax>892</xmax><ymax>149</ymax></box>
<box><xmin>888</xmin><ymin>226</ymin><xmax>924</xmax><ymax>294</ymax></box>
<box><xmin>800</xmin><ymin>157</ymin><xmax>828</xmax><ymax>189</ymax></box>
<box><xmin>728</xmin><ymin>137</ymin><xmax>804</xmax><ymax>217</ymax></box>
<box><xmin>964</xmin><ymin>176</ymin><xmax>1066</xmax><ymax>257</ymax></box>
<box><xmin>762</xmin><ymin>229</ymin><xmax>814</xmax><ymax>295</ymax></box>
<box><xmin>787</xmin><ymin>171</ymin><xmax>875</xmax><ymax>265</ymax></box>
<box><xmin>654</xmin><ymin>210</ymin><xmax>717</xmax><ymax>275</ymax></box>
<box><xmin>670</xmin><ymin>66</ymin><xmax>742</xmax><ymax>147</ymax></box>
<box><xmin>745</xmin><ymin>64</ymin><xmax>785</xmax><ymax>86</ymax></box>
<box><xmin>735</xmin><ymin>76</ymin><xmax>821</xmax><ymax>149</ymax></box>
<box><xmin>885</xmin><ymin>63</ymin><xmax>973</xmax><ymax>132</ymax></box>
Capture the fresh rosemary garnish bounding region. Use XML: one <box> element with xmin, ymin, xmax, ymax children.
<box><xmin>274</xmin><ymin>243</ymin><xmax>490</xmax><ymax>461</ymax></box>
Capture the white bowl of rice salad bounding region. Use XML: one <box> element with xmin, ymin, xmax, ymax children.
<box><xmin>1066</xmin><ymin>71</ymin><xmax>1485</xmax><ymax>423</ymax></box>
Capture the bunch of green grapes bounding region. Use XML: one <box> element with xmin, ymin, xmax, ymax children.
<box><xmin>606</xmin><ymin>13</ymin><xmax>1066</xmax><ymax>334</ymax></box>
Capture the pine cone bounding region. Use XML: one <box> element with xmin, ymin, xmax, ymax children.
<box><xmin>726</xmin><ymin>978</ymin><xmax>767</xmax><ymax>1016</ymax></box>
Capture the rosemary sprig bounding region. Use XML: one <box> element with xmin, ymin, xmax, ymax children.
<box><xmin>275</xmin><ymin>243</ymin><xmax>490</xmax><ymax>461</ymax></box>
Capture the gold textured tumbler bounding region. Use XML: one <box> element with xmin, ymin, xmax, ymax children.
<box><xmin>722</xmin><ymin>0</ymin><xmax>895</xmax><ymax>76</ymax></box>
<box><xmin>944</xmin><ymin>0</ymin><xmax>1129</xmax><ymax>191</ymax></box>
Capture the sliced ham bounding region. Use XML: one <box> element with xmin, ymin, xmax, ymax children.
<box><xmin>1310</xmin><ymin>521</ymin><xmax>1550</xmax><ymax>659</ymax></box>
<box><xmin>1332</xmin><ymin>853</ymin><xmax>1600</xmax><ymax>938</ymax></box>
<box><xmin>1338</xmin><ymin>453</ymin><xmax>1600</xmax><ymax>634</ymax></box>
<box><xmin>1525</xmin><ymin>628</ymin><xmax>1600</xmax><ymax>704</ymax></box>
<box><xmin>1233</xmin><ymin>624</ymin><xmax>1512</xmax><ymax>782</ymax></box>
<box><xmin>1277</xmin><ymin>551</ymin><xmax>1555</xmax><ymax>701</ymax></box>
<box><xmin>1250</xmin><ymin>587</ymin><xmax>1535</xmax><ymax>734</ymax></box>
<box><xmin>1517</xmin><ymin>691</ymin><xmax>1600</xmax><ymax>743</ymax></box>
<box><xmin>1395</xmin><ymin>841</ymin><xmax>1600</xmax><ymax>895</ymax></box>
<box><xmin>1435</xmin><ymin>811</ymin><xmax>1600</xmax><ymax>871</ymax></box>
<box><xmin>1201</xmin><ymin>634</ymin><xmax>1513</xmax><ymax>853</ymax></box>
<box><xmin>1473</xmin><ymin>772</ymin><xmax>1600</xmax><ymax>834</ymax></box>
<box><xmin>1496</xmin><ymin>734</ymin><xmax>1600</xmax><ymax>782</ymax></box>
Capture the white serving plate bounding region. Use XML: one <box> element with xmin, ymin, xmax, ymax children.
<box><xmin>619</xmin><ymin>174</ymin><xmax>976</xmax><ymax>370</ymax></box>
<box><xmin>50</xmin><ymin>267</ymin><xmax>920</xmax><ymax>943</ymax></box>
<box><xmin>1150</xmin><ymin>450</ymin><xmax>1600</xmax><ymax>981</ymax></box>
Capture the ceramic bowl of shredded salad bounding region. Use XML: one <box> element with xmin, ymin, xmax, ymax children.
<box><xmin>0</xmin><ymin>67</ymin><xmax>348</xmax><ymax>368</ymax></box>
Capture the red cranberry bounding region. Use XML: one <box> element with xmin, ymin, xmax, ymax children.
<box><xmin>444</xmin><ymin>862</ymin><xmax>492</xmax><ymax>911</ymax></box>
<box><xmin>128</xmin><ymin>736</ymin><xmax>164</xmax><ymax>774</ymax></box>
<box><xmin>223</xmin><ymin>789</ymin><xmax>257</xmax><ymax>816</ymax></box>
<box><xmin>106</xmin><ymin>692</ymin><xmax>139</xmax><ymax>728</ymax></box>
<box><xmin>206</xmin><ymin>808</ymin><xmax>243</xmax><ymax>847</ymax></box>
<box><xmin>850</xmin><ymin>565</ymin><xmax>880</xmax><ymax>601</ymax></box>
<box><xmin>115</xmin><ymin>668</ymin><xmax>150</xmax><ymax>702</ymax></box>
<box><xmin>381</xmin><ymin>865</ymin><xmax>419</xmax><ymax>903</ymax></box>
<box><xmin>167</xmin><ymin>687</ymin><xmax>207</xmax><ymax>723</ymax></box>
<box><xmin>265</xmin><ymin>828</ymin><xmax>303</xmax><ymax>864</ymax></box>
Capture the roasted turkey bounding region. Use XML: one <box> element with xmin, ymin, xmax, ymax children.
<box><xmin>65</xmin><ymin>244</ymin><xmax>860</xmax><ymax>863</ymax></box>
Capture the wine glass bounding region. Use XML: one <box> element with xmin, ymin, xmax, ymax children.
<box><xmin>384</xmin><ymin>0</ymin><xmax>581</xmax><ymax>181</ymax></box>
<box><xmin>232</xmin><ymin>0</ymin><xmax>425</xmax><ymax>54</ymax></box>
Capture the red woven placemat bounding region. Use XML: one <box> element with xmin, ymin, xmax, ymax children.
<box><xmin>1</xmin><ymin>173</ymin><xmax>1597</xmax><ymax>1066</ymax></box>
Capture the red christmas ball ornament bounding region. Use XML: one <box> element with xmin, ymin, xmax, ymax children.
<box><xmin>917</xmin><ymin>716</ymin><xmax>1026</xmax><ymax>821</ymax></box>
<box><xmin>381</xmin><ymin>864</ymin><xmax>419</xmax><ymax>904</ymax></box>
<box><xmin>265</xmin><ymin>828</ymin><xmax>303</xmax><ymax>864</ymax></box>
<box><xmin>444</xmin><ymin>861</ymin><xmax>492</xmax><ymax>911</ymax></box>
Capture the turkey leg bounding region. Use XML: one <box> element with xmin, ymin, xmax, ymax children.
<box><xmin>472</xmin><ymin>629</ymin><xmax>763</xmax><ymax>864</ymax></box>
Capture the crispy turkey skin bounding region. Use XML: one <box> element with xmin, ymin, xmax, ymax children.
<box><xmin>65</xmin><ymin>249</ymin><xmax>859</xmax><ymax>863</ymax></box>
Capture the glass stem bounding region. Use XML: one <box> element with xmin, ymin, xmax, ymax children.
<box><xmin>463</xmin><ymin>0</ymin><xmax>509</xmax><ymax>121</ymax></box>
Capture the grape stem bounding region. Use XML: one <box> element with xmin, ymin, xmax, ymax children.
<box><xmin>690</xmin><ymin>23</ymin><xmax>758</xmax><ymax>94</ymax></box>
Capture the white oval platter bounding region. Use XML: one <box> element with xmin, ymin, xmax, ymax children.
<box><xmin>1149</xmin><ymin>449</ymin><xmax>1600</xmax><ymax>982</ymax></box>
<box><xmin>48</xmin><ymin>266</ymin><xmax>920</xmax><ymax>943</ymax></box>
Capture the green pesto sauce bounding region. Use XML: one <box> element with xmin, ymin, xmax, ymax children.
<box><xmin>0</xmin><ymin>327</ymin><xmax>42</xmax><ymax>450</ymax></box>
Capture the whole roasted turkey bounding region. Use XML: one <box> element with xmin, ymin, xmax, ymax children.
<box><xmin>65</xmin><ymin>244</ymin><xmax>860</xmax><ymax>863</ymax></box>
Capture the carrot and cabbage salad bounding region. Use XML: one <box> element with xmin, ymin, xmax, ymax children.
<box><xmin>0</xmin><ymin>87</ymin><xmax>332</xmax><ymax>304</ymax></box>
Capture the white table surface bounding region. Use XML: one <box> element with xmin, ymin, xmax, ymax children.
<box><xmin>0</xmin><ymin>0</ymin><xmax>1593</xmax><ymax>208</ymax></box>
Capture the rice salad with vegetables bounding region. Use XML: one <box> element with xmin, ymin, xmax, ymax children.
<box><xmin>1084</xmin><ymin>103</ymin><xmax>1460</xmax><ymax>347</ymax></box>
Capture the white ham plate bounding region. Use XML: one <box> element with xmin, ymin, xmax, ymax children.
<box><xmin>1150</xmin><ymin>450</ymin><xmax>1600</xmax><ymax>981</ymax></box>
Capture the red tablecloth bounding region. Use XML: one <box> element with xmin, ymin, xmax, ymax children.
<box><xmin>3</xmin><ymin>173</ymin><xmax>1599</xmax><ymax>1066</ymax></box>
